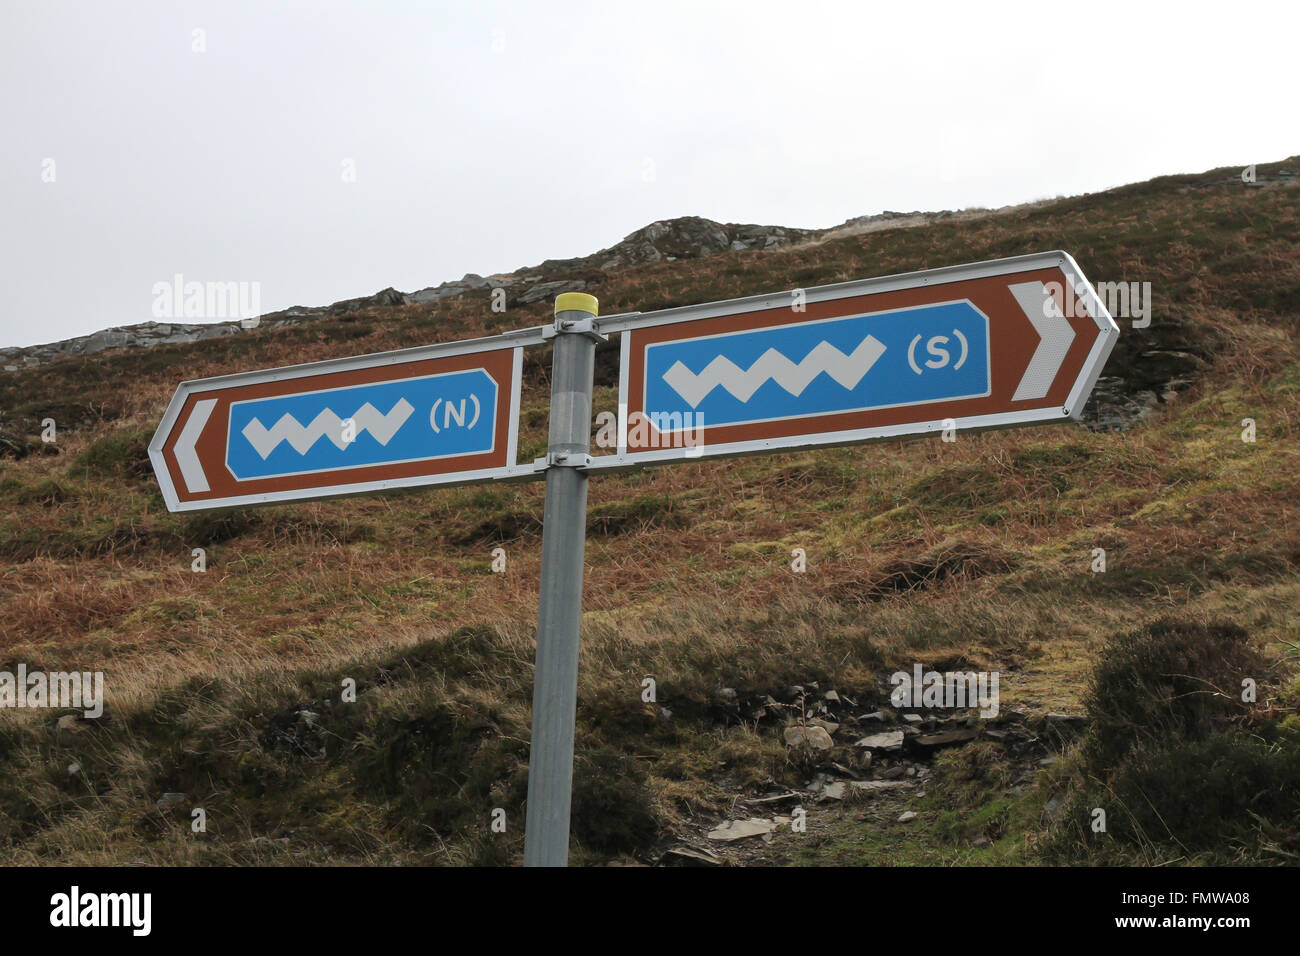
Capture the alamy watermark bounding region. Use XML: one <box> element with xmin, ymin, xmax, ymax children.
<box><xmin>152</xmin><ymin>273</ymin><xmax>261</xmax><ymax>325</ymax></box>
<box><xmin>890</xmin><ymin>664</ymin><xmax>999</xmax><ymax>718</ymax></box>
<box><xmin>1044</xmin><ymin>278</ymin><xmax>1152</xmax><ymax>329</ymax></box>
<box><xmin>50</xmin><ymin>886</ymin><xmax>150</xmax><ymax>936</ymax></box>
<box><xmin>595</xmin><ymin>409</ymin><xmax>706</xmax><ymax>455</ymax></box>
<box><xmin>0</xmin><ymin>666</ymin><xmax>103</xmax><ymax>717</ymax></box>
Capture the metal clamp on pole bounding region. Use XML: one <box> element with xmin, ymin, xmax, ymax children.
<box><xmin>534</xmin><ymin>451</ymin><xmax>592</xmax><ymax>469</ymax></box>
<box><xmin>541</xmin><ymin>297</ymin><xmax>608</xmax><ymax>343</ymax></box>
<box><xmin>523</xmin><ymin>291</ymin><xmax>599</xmax><ymax>867</ymax></box>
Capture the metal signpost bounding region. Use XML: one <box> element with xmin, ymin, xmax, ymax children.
<box><xmin>150</xmin><ymin>252</ymin><xmax>1119</xmax><ymax>866</ymax></box>
<box><xmin>522</xmin><ymin>293</ymin><xmax>603</xmax><ymax>867</ymax></box>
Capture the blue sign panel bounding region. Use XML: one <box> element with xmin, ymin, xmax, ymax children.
<box><xmin>643</xmin><ymin>301</ymin><xmax>990</xmax><ymax>431</ymax></box>
<box><xmin>225</xmin><ymin>368</ymin><xmax>497</xmax><ymax>480</ymax></box>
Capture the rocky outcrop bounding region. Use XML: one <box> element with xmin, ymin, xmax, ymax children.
<box><xmin>322</xmin><ymin>286</ymin><xmax>409</xmax><ymax>314</ymax></box>
<box><xmin>0</xmin><ymin>217</ymin><xmax>823</xmax><ymax>368</ymax></box>
<box><xmin>524</xmin><ymin>216</ymin><xmax>817</xmax><ymax>274</ymax></box>
<box><xmin>407</xmin><ymin>273</ymin><xmax>493</xmax><ymax>304</ymax></box>
<box><xmin>2</xmin><ymin>320</ymin><xmax>244</xmax><ymax>367</ymax></box>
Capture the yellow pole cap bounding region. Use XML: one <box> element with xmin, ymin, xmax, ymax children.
<box><xmin>554</xmin><ymin>292</ymin><xmax>598</xmax><ymax>317</ymax></box>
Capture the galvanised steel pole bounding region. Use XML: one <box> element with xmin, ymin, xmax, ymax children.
<box><xmin>523</xmin><ymin>292</ymin><xmax>601</xmax><ymax>867</ymax></box>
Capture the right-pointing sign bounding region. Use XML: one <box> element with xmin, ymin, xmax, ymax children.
<box><xmin>598</xmin><ymin>251</ymin><xmax>1119</xmax><ymax>466</ymax></box>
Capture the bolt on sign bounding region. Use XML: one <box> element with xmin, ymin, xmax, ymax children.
<box><xmin>149</xmin><ymin>254</ymin><xmax>1119</xmax><ymax>866</ymax></box>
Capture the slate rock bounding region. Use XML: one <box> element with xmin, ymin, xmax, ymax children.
<box><xmin>784</xmin><ymin>725</ymin><xmax>834</xmax><ymax>750</ymax></box>
<box><xmin>853</xmin><ymin>730</ymin><xmax>905</xmax><ymax>751</ymax></box>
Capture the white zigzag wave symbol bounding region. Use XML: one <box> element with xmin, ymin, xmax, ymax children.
<box><xmin>661</xmin><ymin>336</ymin><xmax>887</xmax><ymax>409</ymax></box>
<box><xmin>241</xmin><ymin>399</ymin><xmax>414</xmax><ymax>460</ymax></box>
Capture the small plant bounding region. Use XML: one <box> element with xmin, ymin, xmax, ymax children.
<box><xmin>570</xmin><ymin>748</ymin><xmax>660</xmax><ymax>855</ymax></box>
<box><xmin>1081</xmin><ymin>616</ymin><xmax>1265</xmax><ymax>774</ymax></box>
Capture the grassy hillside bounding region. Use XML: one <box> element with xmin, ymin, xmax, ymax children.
<box><xmin>1</xmin><ymin>159</ymin><xmax>1297</xmax><ymax>866</ymax></box>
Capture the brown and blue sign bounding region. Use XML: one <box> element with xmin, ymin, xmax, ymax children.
<box><xmin>149</xmin><ymin>331</ymin><xmax>535</xmax><ymax>511</ymax></box>
<box><xmin>596</xmin><ymin>251</ymin><xmax>1118</xmax><ymax>468</ymax></box>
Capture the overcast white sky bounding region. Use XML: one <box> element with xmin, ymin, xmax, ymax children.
<box><xmin>1</xmin><ymin>0</ymin><xmax>1295</xmax><ymax>349</ymax></box>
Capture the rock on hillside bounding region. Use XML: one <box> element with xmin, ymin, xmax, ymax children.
<box><xmin>1</xmin><ymin>320</ymin><xmax>245</xmax><ymax>368</ymax></box>
<box><xmin>531</xmin><ymin>216</ymin><xmax>818</xmax><ymax>272</ymax></box>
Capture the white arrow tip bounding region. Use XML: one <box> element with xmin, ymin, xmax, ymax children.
<box><xmin>177</xmin><ymin>398</ymin><xmax>217</xmax><ymax>493</ymax></box>
<box><xmin>1010</xmin><ymin>282</ymin><xmax>1075</xmax><ymax>402</ymax></box>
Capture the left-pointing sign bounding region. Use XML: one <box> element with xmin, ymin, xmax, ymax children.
<box><xmin>150</xmin><ymin>332</ymin><xmax>531</xmax><ymax>511</ymax></box>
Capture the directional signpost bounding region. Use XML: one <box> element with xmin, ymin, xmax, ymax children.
<box><xmin>150</xmin><ymin>252</ymin><xmax>1118</xmax><ymax>867</ymax></box>
<box><xmin>149</xmin><ymin>329</ymin><xmax>538</xmax><ymax>511</ymax></box>
<box><xmin>594</xmin><ymin>251</ymin><xmax>1117</xmax><ymax>469</ymax></box>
